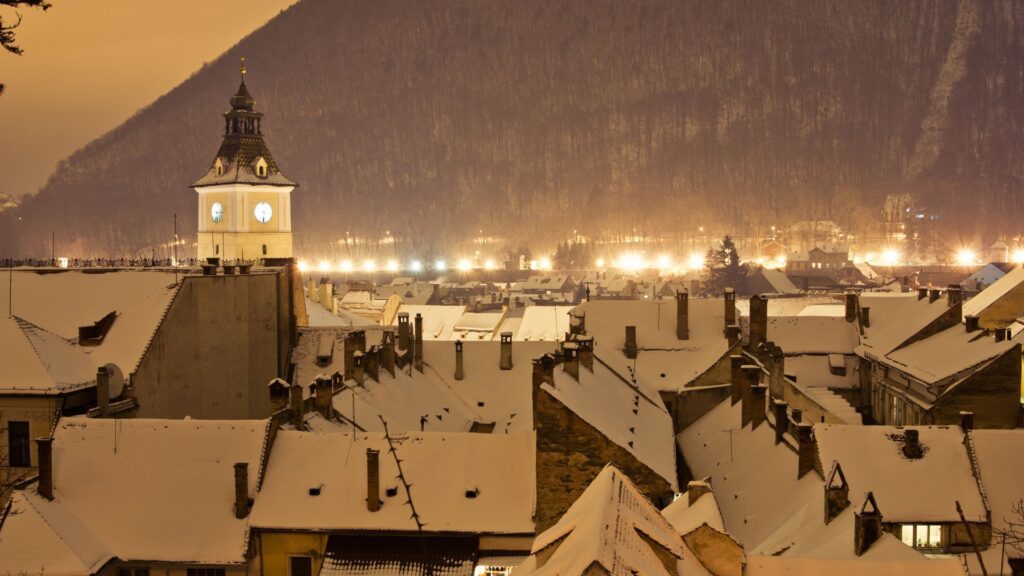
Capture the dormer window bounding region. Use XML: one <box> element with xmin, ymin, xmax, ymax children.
<box><xmin>255</xmin><ymin>157</ymin><xmax>268</xmax><ymax>178</ymax></box>
<box><xmin>214</xmin><ymin>158</ymin><xmax>224</xmax><ymax>177</ymax></box>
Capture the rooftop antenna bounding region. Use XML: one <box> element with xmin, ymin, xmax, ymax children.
<box><xmin>173</xmin><ymin>213</ymin><xmax>179</xmax><ymax>285</ymax></box>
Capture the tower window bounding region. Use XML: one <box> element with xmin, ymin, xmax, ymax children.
<box><xmin>214</xmin><ymin>158</ymin><xmax>224</xmax><ymax>177</ymax></box>
<box><xmin>215</xmin><ymin>244</ymin><xmax>220</xmax><ymax>255</ymax></box>
<box><xmin>255</xmin><ymin>157</ymin><xmax>268</xmax><ymax>178</ymax></box>
<box><xmin>262</xmin><ymin>244</ymin><xmax>267</xmax><ymax>255</ymax></box>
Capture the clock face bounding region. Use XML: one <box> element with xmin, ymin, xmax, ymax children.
<box><xmin>210</xmin><ymin>202</ymin><xmax>224</xmax><ymax>223</ymax></box>
<box><xmin>254</xmin><ymin>202</ymin><xmax>273</xmax><ymax>223</ymax></box>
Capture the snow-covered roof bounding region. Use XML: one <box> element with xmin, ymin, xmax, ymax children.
<box><xmin>746</xmin><ymin>549</ymin><xmax>967</xmax><ymax>575</ymax></box>
<box><xmin>451</xmin><ymin>311</ymin><xmax>504</xmax><ymax>340</ymax></box>
<box><xmin>0</xmin><ymin>490</ymin><xmax>110</xmax><ymax>576</ymax></box>
<box><xmin>963</xmin><ymin>263</ymin><xmax>1009</xmax><ymax>289</ymax></box>
<box><xmin>784</xmin><ymin>355</ymin><xmax>857</xmax><ymax>389</ymax></box>
<box><xmin>390</xmin><ymin>305</ymin><xmax>467</xmax><ymax>340</ymax></box>
<box><xmin>963</xmin><ymin>264</ymin><xmax>1024</xmax><ymax>319</ymax></box>
<box><xmin>521</xmin><ymin>274</ymin><xmax>573</xmax><ymax>292</ymax></box>
<box><xmin>25</xmin><ymin>418</ymin><xmax>265</xmax><ymax>565</ymax></box>
<box><xmin>884</xmin><ymin>323</ymin><xmax>1022</xmax><ymax>385</ymax></box>
<box><xmin>814</xmin><ymin>424</ymin><xmax>986</xmax><ymax>523</ymax></box>
<box><xmin>548</xmin><ymin>353</ymin><xmax>678</xmax><ymax>489</ymax></box>
<box><xmin>767</xmin><ymin>317</ymin><xmax>859</xmax><ymax>355</ymax></box>
<box><xmin>736</xmin><ymin>295</ymin><xmax>838</xmax><ymax>318</ymax></box>
<box><xmin>249</xmin><ymin>430</ymin><xmax>536</xmax><ymax>534</ymax></box>
<box><xmin>662</xmin><ymin>490</ymin><xmax>726</xmax><ymax>536</ymax></box>
<box><xmin>303</xmin><ymin>296</ymin><xmax>378</xmax><ymax>328</ymax></box>
<box><xmin>969</xmin><ymin>430</ymin><xmax>1024</xmax><ymax>559</ymax></box>
<box><xmin>0</xmin><ymin>270</ymin><xmax>179</xmax><ymax>390</ymax></box>
<box><xmin>574</xmin><ymin>299</ymin><xmax>732</xmax><ymax>391</ymax></box>
<box><xmin>756</xmin><ymin>269</ymin><xmax>801</xmax><ymax>294</ymax></box>
<box><xmin>857</xmin><ymin>294</ymin><xmax>955</xmax><ymax>357</ymax></box>
<box><xmin>516</xmin><ymin>306</ymin><xmax>574</xmax><ymax>341</ymax></box>
<box><xmin>797</xmin><ymin>304</ymin><xmax>845</xmax><ymax>317</ymax></box>
<box><xmin>516</xmin><ymin>465</ymin><xmax>685</xmax><ymax>576</ymax></box>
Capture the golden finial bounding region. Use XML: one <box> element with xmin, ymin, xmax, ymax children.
<box><xmin>240</xmin><ymin>56</ymin><xmax>247</xmax><ymax>79</ymax></box>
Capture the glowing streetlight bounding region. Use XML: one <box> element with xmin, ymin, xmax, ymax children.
<box><xmin>618</xmin><ymin>253</ymin><xmax>645</xmax><ymax>271</ymax></box>
<box><xmin>1012</xmin><ymin>250</ymin><xmax>1024</xmax><ymax>265</ymax></box>
<box><xmin>318</xmin><ymin>260</ymin><xmax>330</xmax><ymax>273</ymax></box>
<box><xmin>435</xmin><ymin>260</ymin><xmax>447</xmax><ymax>271</ymax></box>
<box><xmin>297</xmin><ymin>260</ymin><xmax>310</xmax><ymax>273</ymax></box>
<box><xmin>954</xmin><ymin>249</ymin><xmax>977</xmax><ymax>267</ymax></box>
<box><xmin>656</xmin><ymin>254</ymin><xmax>672</xmax><ymax>269</ymax></box>
<box><xmin>484</xmin><ymin>259</ymin><xmax>496</xmax><ymax>270</ymax></box>
<box><xmin>880</xmin><ymin>249</ymin><xmax>900</xmax><ymax>266</ymax></box>
<box><xmin>362</xmin><ymin>259</ymin><xmax>376</xmax><ymax>272</ymax></box>
<box><xmin>410</xmin><ymin>260</ymin><xmax>423</xmax><ymax>272</ymax></box>
<box><xmin>595</xmin><ymin>258</ymin><xmax>606</xmax><ymax>269</ymax></box>
<box><xmin>386</xmin><ymin>259</ymin><xmax>399</xmax><ymax>272</ymax></box>
<box><xmin>340</xmin><ymin>260</ymin><xmax>353</xmax><ymax>272</ymax></box>
<box><xmin>539</xmin><ymin>258</ymin><xmax>552</xmax><ymax>271</ymax></box>
<box><xmin>687</xmin><ymin>253</ymin><xmax>705</xmax><ymax>270</ymax></box>
<box><xmin>457</xmin><ymin>259</ymin><xmax>472</xmax><ymax>272</ymax></box>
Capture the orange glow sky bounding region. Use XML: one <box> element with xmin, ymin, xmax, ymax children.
<box><xmin>0</xmin><ymin>0</ymin><xmax>297</xmax><ymax>198</ymax></box>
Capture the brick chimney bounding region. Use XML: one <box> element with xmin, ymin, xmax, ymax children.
<box><xmin>729</xmin><ymin>355</ymin><xmax>744</xmax><ymax>405</ymax></box>
<box><xmin>318</xmin><ymin>280</ymin><xmax>333</xmax><ymax>311</ymax></box>
<box><xmin>995</xmin><ymin>327</ymin><xmax>1008</xmax><ymax>342</ymax></box>
<box><xmin>796</xmin><ymin>422</ymin><xmax>815</xmax><ymax>478</ymax></box>
<box><xmin>965</xmin><ymin>315</ymin><xmax>980</xmax><ymax>332</ymax></box>
<box><xmin>289</xmin><ymin>382</ymin><xmax>304</xmax><ymax>428</ymax></box>
<box><xmin>687</xmin><ymin>479</ymin><xmax>712</xmax><ymax>506</ymax></box>
<box><xmin>750</xmin><ymin>385</ymin><xmax>767</xmax><ymax>429</ymax></box>
<box><xmin>824</xmin><ymin>460</ymin><xmax>849</xmax><ymax>524</ymax></box>
<box><xmin>577</xmin><ymin>336</ymin><xmax>594</xmax><ymax>372</ymax></box>
<box><xmin>725</xmin><ymin>324</ymin><xmax>741</xmax><ymax>347</ymax></box>
<box><xmin>381</xmin><ymin>331</ymin><xmax>396</xmax><ymax>377</ymax></box>
<box><xmin>562</xmin><ymin>342</ymin><xmax>580</xmax><ymax>381</ymax></box>
<box><xmin>960</xmin><ymin>411</ymin><xmax>975</xmax><ymax>432</ymax></box>
<box><xmin>233</xmin><ymin>462</ymin><xmax>250</xmax><ymax>519</ymax></box>
<box><xmin>766</xmin><ymin>344</ymin><xmax>785</xmax><ymax>400</ymax></box>
<box><xmin>676</xmin><ymin>291</ymin><xmax>689</xmax><ymax>340</ymax></box>
<box><xmin>724</xmin><ymin>288</ymin><xmax>737</xmax><ymax>331</ymax></box>
<box><xmin>366</xmin><ymin>448</ymin><xmax>381</xmax><ymax>512</ymax></box>
<box><xmin>96</xmin><ymin>365</ymin><xmax>110</xmax><ymax>418</ymax></box>
<box><xmin>928</xmin><ymin>288</ymin><xmax>940</xmax><ymax>303</ymax></box>
<box><xmin>860</xmin><ymin>307</ymin><xmax>871</xmax><ymax>328</ymax></box>
<box><xmin>344</xmin><ymin>333</ymin><xmax>356</xmax><ymax>377</ymax></box>
<box><xmin>413</xmin><ymin>314</ymin><xmax>424</xmax><ymax>373</ymax></box>
<box><xmin>36</xmin><ymin>437</ymin><xmax>53</xmax><ymax>500</ymax></box>
<box><xmin>397</xmin><ymin>312</ymin><xmax>410</xmax><ymax>350</ymax></box>
<box><xmin>748</xmin><ymin>295</ymin><xmax>768</xmax><ymax>351</ymax></box>
<box><xmin>352</xmin><ymin>352</ymin><xmax>366</xmax><ymax>386</ymax></box>
<box><xmin>500</xmin><ymin>331</ymin><xmax>513</xmax><ymax>370</ymax></box>
<box><xmin>901</xmin><ymin>429</ymin><xmax>923</xmax><ymax>459</ymax></box>
<box><xmin>532</xmin><ymin>354</ymin><xmax>555</xmax><ymax>392</ymax></box>
<box><xmin>854</xmin><ymin>492</ymin><xmax>883</xmax><ymax>556</ymax></box>
<box><xmin>947</xmin><ymin>284</ymin><xmax>963</xmax><ymax>307</ymax></box>
<box><xmin>315</xmin><ymin>376</ymin><xmax>334</xmax><ymax>418</ymax></box>
<box><xmin>740</xmin><ymin>365</ymin><xmax>761</xmax><ymax>427</ymax></box>
<box><xmin>454</xmin><ymin>341</ymin><xmax>465</xmax><ymax>380</ymax></box>
<box><xmin>772</xmin><ymin>399</ymin><xmax>788</xmax><ymax>444</ymax></box>
<box><xmin>624</xmin><ymin>326</ymin><xmax>638</xmax><ymax>359</ymax></box>
<box><xmin>365</xmin><ymin>346</ymin><xmax>380</xmax><ymax>381</ymax></box>
<box><xmin>844</xmin><ymin>292</ymin><xmax>857</xmax><ymax>323</ymax></box>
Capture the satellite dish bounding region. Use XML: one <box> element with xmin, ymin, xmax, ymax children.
<box><xmin>101</xmin><ymin>363</ymin><xmax>126</xmax><ymax>399</ymax></box>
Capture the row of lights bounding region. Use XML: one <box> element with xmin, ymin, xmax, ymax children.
<box><xmin>861</xmin><ymin>248</ymin><xmax>1024</xmax><ymax>267</ymax></box>
<box><xmin>298</xmin><ymin>258</ymin><xmax>554</xmax><ymax>274</ymax></box>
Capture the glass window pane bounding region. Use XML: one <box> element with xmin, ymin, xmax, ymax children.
<box><xmin>901</xmin><ymin>525</ymin><xmax>914</xmax><ymax>546</ymax></box>
<box><xmin>929</xmin><ymin>525</ymin><xmax>942</xmax><ymax>546</ymax></box>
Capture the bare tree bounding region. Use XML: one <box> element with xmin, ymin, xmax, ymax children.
<box><xmin>0</xmin><ymin>0</ymin><xmax>51</xmax><ymax>95</ymax></box>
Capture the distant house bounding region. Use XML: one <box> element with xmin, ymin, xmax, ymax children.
<box><xmin>963</xmin><ymin>264</ymin><xmax>1024</xmax><ymax>329</ymax></box>
<box><xmin>748</xmin><ymin>268</ymin><xmax>801</xmax><ymax>295</ymax></box>
<box><xmin>786</xmin><ymin>246</ymin><xmax>851</xmax><ymax>278</ymax></box>
<box><xmin>521</xmin><ymin>274</ymin><xmax>576</xmax><ymax>295</ymax></box>
<box><xmin>962</xmin><ymin>262</ymin><xmax>1014</xmax><ymax>292</ymax></box>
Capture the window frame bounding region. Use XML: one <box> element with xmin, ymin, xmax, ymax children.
<box><xmin>7</xmin><ymin>420</ymin><xmax>31</xmax><ymax>468</ymax></box>
<box><xmin>289</xmin><ymin>555</ymin><xmax>314</xmax><ymax>576</ymax></box>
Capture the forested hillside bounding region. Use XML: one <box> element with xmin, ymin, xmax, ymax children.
<box><xmin>3</xmin><ymin>0</ymin><xmax>1022</xmax><ymax>257</ymax></box>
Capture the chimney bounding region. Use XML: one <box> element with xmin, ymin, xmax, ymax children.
<box><xmin>854</xmin><ymin>492</ymin><xmax>883</xmax><ymax>556</ymax></box>
<box><xmin>562</xmin><ymin>342</ymin><xmax>580</xmax><ymax>381</ymax></box>
<box><xmin>676</xmin><ymin>291</ymin><xmax>689</xmax><ymax>340</ymax></box>
<box><xmin>824</xmin><ymin>461</ymin><xmax>850</xmax><ymax>524</ymax></box>
<box><xmin>577</xmin><ymin>336</ymin><xmax>594</xmax><ymax>371</ymax></box>
<box><xmin>233</xmin><ymin>462</ymin><xmax>250</xmax><ymax>518</ymax></box>
<box><xmin>750</xmin><ymin>385</ymin><xmax>767</xmax><ymax>429</ymax></box>
<box><xmin>748</xmin><ymin>295</ymin><xmax>768</xmax><ymax>351</ymax></box>
<box><xmin>414</xmin><ymin>313</ymin><xmax>424</xmax><ymax>373</ymax></box>
<box><xmin>353</xmin><ymin>352</ymin><xmax>366</xmax><ymax>386</ymax></box>
<box><xmin>454</xmin><ymin>341</ymin><xmax>465</xmax><ymax>380</ymax></box>
<box><xmin>202</xmin><ymin>263</ymin><xmax>217</xmax><ymax>276</ymax></box>
<box><xmin>315</xmin><ymin>333</ymin><xmax>334</xmax><ymax>367</ymax></box>
<box><xmin>344</xmin><ymin>333</ymin><xmax>356</xmax><ymax>377</ymax></box>
<box><xmin>313</xmin><ymin>376</ymin><xmax>332</xmax><ymax>419</ymax></box>
<box><xmin>965</xmin><ymin>315</ymin><xmax>980</xmax><ymax>333</ymax></box>
<box><xmin>844</xmin><ymin>292</ymin><xmax>857</xmax><ymax>323</ymax></box>
<box><xmin>766</xmin><ymin>344</ymin><xmax>785</xmax><ymax>400</ymax></box>
<box><xmin>729</xmin><ymin>355</ymin><xmax>744</xmax><ymax>405</ymax></box>
<box><xmin>724</xmin><ymin>288</ymin><xmax>737</xmax><ymax>330</ymax></box>
<box><xmin>901</xmin><ymin>429</ymin><xmax>923</xmax><ymax>459</ymax></box>
<box><xmin>532</xmin><ymin>354</ymin><xmax>555</xmax><ymax>394</ymax></box>
<box><xmin>725</xmin><ymin>324</ymin><xmax>741</xmax><ymax>347</ymax></box>
<box><xmin>946</xmin><ymin>284</ymin><xmax>963</xmax><ymax>307</ymax></box>
<box><xmin>740</xmin><ymin>365</ymin><xmax>760</xmax><ymax>427</ymax></box>
<box><xmin>960</xmin><ymin>411</ymin><xmax>975</xmax><ymax>432</ymax></box>
<box><xmin>772</xmin><ymin>400</ymin><xmax>788</xmax><ymax>444</ymax></box>
<box><xmin>500</xmin><ymin>331</ymin><xmax>513</xmax><ymax>370</ymax></box>
<box><xmin>353</xmin><ymin>330</ymin><xmax>367</xmax><ymax>353</ymax></box>
<box><xmin>791</xmin><ymin>408</ymin><xmax>802</xmax><ymax>423</ymax></box>
<box><xmin>381</xmin><ymin>331</ymin><xmax>396</xmax><ymax>376</ymax></box>
<box><xmin>624</xmin><ymin>326</ymin><xmax>638</xmax><ymax>359</ymax></box>
<box><xmin>289</xmin><ymin>382</ymin><xmax>304</xmax><ymax>428</ymax></box>
<box><xmin>397</xmin><ymin>312</ymin><xmax>410</xmax><ymax>350</ymax></box>
<box><xmin>365</xmin><ymin>346</ymin><xmax>380</xmax><ymax>381</ymax></box>
<box><xmin>267</xmin><ymin>378</ymin><xmax>290</xmax><ymax>413</ymax></box>
<box><xmin>96</xmin><ymin>366</ymin><xmax>110</xmax><ymax>418</ymax></box>
<box><xmin>318</xmin><ymin>280</ymin><xmax>333</xmax><ymax>310</ymax></box>
<box><xmin>860</xmin><ymin>307</ymin><xmax>871</xmax><ymax>328</ymax></box>
<box><xmin>995</xmin><ymin>327</ymin><xmax>1009</xmax><ymax>342</ymax></box>
<box><xmin>796</xmin><ymin>423</ymin><xmax>815</xmax><ymax>478</ymax></box>
<box><xmin>366</xmin><ymin>448</ymin><xmax>381</xmax><ymax>512</ymax></box>
<box><xmin>36</xmin><ymin>437</ymin><xmax>53</xmax><ymax>500</ymax></box>
<box><xmin>928</xmin><ymin>288</ymin><xmax>940</xmax><ymax>303</ymax></box>
<box><xmin>687</xmin><ymin>479</ymin><xmax>712</xmax><ymax>506</ymax></box>
<box><xmin>917</xmin><ymin>287</ymin><xmax>928</xmax><ymax>300</ymax></box>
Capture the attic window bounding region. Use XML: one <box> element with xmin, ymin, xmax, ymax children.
<box><xmin>214</xmin><ymin>158</ymin><xmax>224</xmax><ymax>176</ymax></box>
<box><xmin>255</xmin><ymin>157</ymin><xmax>268</xmax><ymax>178</ymax></box>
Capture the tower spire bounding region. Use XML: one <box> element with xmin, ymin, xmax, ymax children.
<box><xmin>239</xmin><ymin>56</ymin><xmax>247</xmax><ymax>82</ymax></box>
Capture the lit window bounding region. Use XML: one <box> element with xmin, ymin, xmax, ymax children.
<box><xmin>254</xmin><ymin>157</ymin><xmax>268</xmax><ymax>178</ymax></box>
<box><xmin>900</xmin><ymin>524</ymin><xmax>943</xmax><ymax>549</ymax></box>
<box><xmin>214</xmin><ymin>158</ymin><xmax>224</xmax><ymax>177</ymax></box>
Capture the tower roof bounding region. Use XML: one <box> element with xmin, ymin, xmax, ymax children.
<box><xmin>192</xmin><ymin>59</ymin><xmax>295</xmax><ymax>189</ymax></box>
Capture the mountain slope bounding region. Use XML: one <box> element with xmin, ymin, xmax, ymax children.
<box><xmin>3</xmin><ymin>0</ymin><xmax>1022</xmax><ymax>257</ymax></box>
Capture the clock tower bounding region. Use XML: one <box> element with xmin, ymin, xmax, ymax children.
<box><xmin>192</xmin><ymin>59</ymin><xmax>296</xmax><ymax>262</ymax></box>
